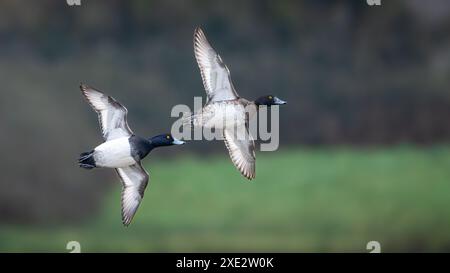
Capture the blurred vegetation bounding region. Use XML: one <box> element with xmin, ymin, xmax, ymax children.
<box><xmin>1</xmin><ymin>147</ymin><xmax>450</xmax><ymax>252</ymax></box>
<box><xmin>0</xmin><ymin>0</ymin><xmax>449</xmax><ymax>231</ymax></box>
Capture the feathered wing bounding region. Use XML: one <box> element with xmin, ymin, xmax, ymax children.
<box><xmin>115</xmin><ymin>163</ymin><xmax>149</xmax><ymax>226</ymax></box>
<box><xmin>194</xmin><ymin>27</ymin><xmax>239</xmax><ymax>102</ymax></box>
<box><xmin>80</xmin><ymin>84</ymin><xmax>133</xmax><ymax>141</ymax></box>
<box><xmin>223</xmin><ymin>121</ymin><xmax>256</xmax><ymax>180</ymax></box>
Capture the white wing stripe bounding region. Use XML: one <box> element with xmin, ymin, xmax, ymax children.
<box><xmin>116</xmin><ymin>163</ymin><xmax>149</xmax><ymax>226</ymax></box>
<box><xmin>194</xmin><ymin>27</ymin><xmax>239</xmax><ymax>102</ymax></box>
<box><xmin>223</xmin><ymin>125</ymin><xmax>256</xmax><ymax>180</ymax></box>
<box><xmin>80</xmin><ymin>84</ymin><xmax>133</xmax><ymax>141</ymax></box>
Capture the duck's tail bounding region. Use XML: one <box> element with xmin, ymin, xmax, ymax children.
<box><xmin>78</xmin><ymin>150</ymin><xmax>96</xmax><ymax>169</ymax></box>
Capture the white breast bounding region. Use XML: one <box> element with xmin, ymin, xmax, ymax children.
<box><xmin>93</xmin><ymin>137</ymin><xmax>136</xmax><ymax>168</ymax></box>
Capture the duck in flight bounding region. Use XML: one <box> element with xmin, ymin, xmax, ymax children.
<box><xmin>188</xmin><ymin>27</ymin><xmax>286</xmax><ymax>180</ymax></box>
<box><xmin>78</xmin><ymin>84</ymin><xmax>184</xmax><ymax>226</ymax></box>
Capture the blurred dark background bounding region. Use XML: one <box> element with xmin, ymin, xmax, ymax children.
<box><xmin>0</xmin><ymin>0</ymin><xmax>449</xmax><ymax>252</ymax></box>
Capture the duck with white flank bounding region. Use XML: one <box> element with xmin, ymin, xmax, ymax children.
<box><xmin>78</xmin><ymin>84</ymin><xmax>184</xmax><ymax>226</ymax></box>
<box><xmin>188</xmin><ymin>27</ymin><xmax>286</xmax><ymax>180</ymax></box>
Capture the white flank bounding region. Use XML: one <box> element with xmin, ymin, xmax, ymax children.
<box><xmin>94</xmin><ymin>137</ymin><xmax>136</xmax><ymax>168</ymax></box>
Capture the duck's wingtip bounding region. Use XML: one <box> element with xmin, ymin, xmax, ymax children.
<box><xmin>79</xmin><ymin>83</ymin><xmax>88</xmax><ymax>91</ymax></box>
<box><xmin>243</xmin><ymin>172</ymin><xmax>255</xmax><ymax>181</ymax></box>
<box><xmin>194</xmin><ymin>26</ymin><xmax>205</xmax><ymax>37</ymax></box>
<box><xmin>121</xmin><ymin>211</ymin><xmax>134</xmax><ymax>227</ymax></box>
<box><xmin>122</xmin><ymin>218</ymin><xmax>131</xmax><ymax>227</ymax></box>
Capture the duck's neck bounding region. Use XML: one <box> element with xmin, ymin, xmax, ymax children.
<box><xmin>147</xmin><ymin>137</ymin><xmax>166</xmax><ymax>151</ymax></box>
<box><xmin>253</xmin><ymin>97</ymin><xmax>265</xmax><ymax>107</ymax></box>
<box><xmin>146</xmin><ymin>140</ymin><xmax>157</xmax><ymax>152</ymax></box>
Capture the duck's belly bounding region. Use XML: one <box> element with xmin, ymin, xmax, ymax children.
<box><xmin>93</xmin><ymin>137</ymin><xmax>136</xmax><ymax>168</ymax></box>
<box><xmin>200</xmin><ymin>102</ymin><xmax>248</xmax><ymax>129</ymax></box>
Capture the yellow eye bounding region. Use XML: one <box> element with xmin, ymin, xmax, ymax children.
<box><xmin>268</xmin><ymin>96</ymin><xmax>273</xmax><ymax>100</ymax></box>
<box><xmin>166</xmin><ymin>135</ymin><xmax>170</xmax><ymax>139</ymax></box>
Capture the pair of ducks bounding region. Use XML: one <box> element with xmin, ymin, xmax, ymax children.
<box><xmin>79</xmin><ymin>28</ymin><xmax>287</xmax><ymax>226</ymax></box>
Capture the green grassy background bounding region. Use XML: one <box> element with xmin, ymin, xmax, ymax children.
<box><xmin>1</xmin><ymin>146</ymin><xmax>450</xmax><ymax>252</ymax></box>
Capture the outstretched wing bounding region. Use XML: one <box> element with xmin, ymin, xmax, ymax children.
<box><xmin>194</xmin><ymin>27</ymin><xmax>239</xmax><ymax>103</ymax></box>
<box><xmin>80</xmin><ymin>84</ymin><xmax>133</xmax><ymax>140</ymax></box>
<box><xmin>115</xmin><ymin>162</ymin><xmax>149</xmax><ymax>226</ymax></box>
<box><xmin>223</xmin><ymin>121</ymin><xmax>256</xmax><ymax>180</ymax></box>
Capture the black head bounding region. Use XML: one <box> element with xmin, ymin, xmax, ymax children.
<box><xmin>150</xmin><ymin>134</ymin><xmax>185</xmax><ymax>147</ymax></box>
<box><xmin>254</xmin><ymin>95</ymin><xmax>287</xmax><ymax>106</ymax></box>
